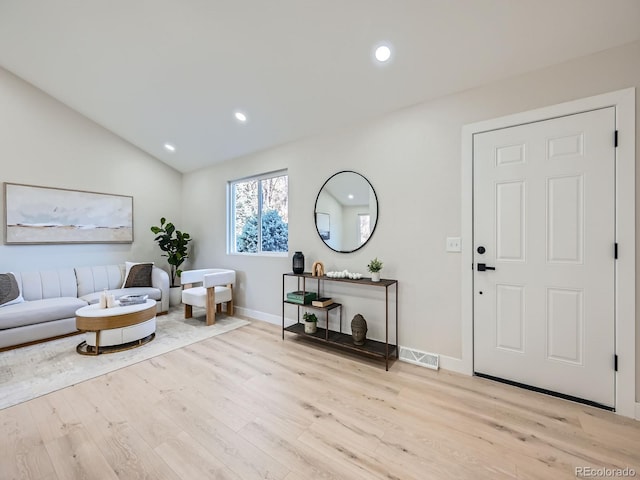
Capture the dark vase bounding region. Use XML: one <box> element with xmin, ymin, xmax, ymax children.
<box><xmin>292</xmin><ymin>251</ymin><xmax>305</xmax><ymax>274</ymax></box>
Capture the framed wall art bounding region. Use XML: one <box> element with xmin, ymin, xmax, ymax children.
<box><xmin>3</xmin><ymin>183</ymin><xmax>133</xmax><ymax>244</ymax></box>
<box><xmin>316</xmin><ymin>212</ymin><xmax>330</xmax><ymax>240</ymax></box>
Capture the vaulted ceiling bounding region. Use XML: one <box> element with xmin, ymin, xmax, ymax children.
<box><xmin>1</xmin><ymin>0</ymin><xmax>639</xmax><ymax>172</ymax></box>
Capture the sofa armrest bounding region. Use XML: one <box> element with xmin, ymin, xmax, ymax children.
<box><xmin>152</xmin><ymin>267</ymin><xmax>170</xmax><ymax>312</ymax></box>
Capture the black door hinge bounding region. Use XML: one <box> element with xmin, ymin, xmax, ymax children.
<box><xmin>614</xmin><ymin>354</ymin><xmax>618</xmax><ymax>372</ymax></box>
<box><xmin>615</xmin><ymin>243</ymin><xmax>618</xmax><ymax>259</ymax></box>
<box><xmin>614</xmin><ymin>130</ymin><xmax>618</xmax><ymax>147</ymax></box>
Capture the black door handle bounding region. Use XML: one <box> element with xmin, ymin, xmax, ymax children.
<box><xmin>477</xmin><ymin>263</ymin><xmax>495</xmax><ymax>271</ymax></box>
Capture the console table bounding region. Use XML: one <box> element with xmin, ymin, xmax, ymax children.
<box><xmin>282</xmin><ymin>272</ymin><xmax>398</xmax><ymax>370</ymax></box>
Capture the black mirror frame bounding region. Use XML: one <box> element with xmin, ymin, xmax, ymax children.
<box><xmin>314</xmin><ymin>170</ymin><xmax>379</xmax><ymax>253</ymax></box>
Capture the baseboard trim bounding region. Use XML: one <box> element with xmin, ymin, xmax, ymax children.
<box><xmin>437</xmin><ymin>354</ymin><xmax>469</xmax><ymax>375</ymax></box>
<box><xmin>235</xmin><ymin>306</ymin><xmax>296</xmax><ymax>327</ymax></box>
<box><xmin>635</xmin><ymin>402</ymin><xmax>640</xmax><ymax>421</ymax></box>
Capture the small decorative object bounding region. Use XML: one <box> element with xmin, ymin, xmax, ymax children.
<box><xmin>303</xmin><ymin>312</ymin><xmax>318</xmax><ymax>334</ymax></box>
<box><xmin>150</xmin><ymin>218</ymin><xmax>192</xmax><ymax>287</ymax></box>
<box><xmin>367</xmin><ymin>257</ymin><xmax>383</xmax><ymax>282</ymax></box>
<box><xmin>325</xmin><ymin>270</ymin><xmax>363</xmax><ymax>279</ymax></box>
<box><xmin>99</xmin><ymin>289</ymin><xmax>108</xmax><ymax>309</ymax></box>
<box><xmin>106</xmin><ymin>294</ymin><xmax>116</xmax><ymax>308</ymax></box>
<box><xmin>119</xmin><ymin>294</ymin><xmax>149</xmax><ymax>306</ymax></box>
<box><xmin>311</xmin><ymin>261</ymin><xmax>325</xmax><ymax>277</ymax></box>
<box><xmin>351</xmin><ymin>314</ymin><xmax>368</xmax><ymax>345</ymax></box>
<box><xmin>292</xmin><ymin>251</ymin><xmax>305</xmax><ymax>274</ymax></box>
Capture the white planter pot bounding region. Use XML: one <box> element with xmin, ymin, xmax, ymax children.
<box><xmin>304</xmin><ymin>321</ymin><xmax>317</xmax><ymax>334</ymax></box>
<box><xmin>371</xmin><ymin>272</ymin><xmax>381</xmax><ymax>282</ymax></box>
<box><xmin>169</xmin><ymin>286</ymin><xmax>182</xmax><ymax>307</ymax></box>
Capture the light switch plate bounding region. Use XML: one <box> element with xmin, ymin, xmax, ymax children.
<box><xmin>446</xmin><ymin>237</ymin><xmax>461</xmax><ymax>252</ymax></box>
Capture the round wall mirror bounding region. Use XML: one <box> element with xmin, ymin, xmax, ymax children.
<box><xmin>314</xmin><ymin>171</ymin><xmax>378</xmax><ymax>253</ymax></box>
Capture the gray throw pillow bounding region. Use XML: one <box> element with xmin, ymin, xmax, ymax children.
<box><xmin>123</xmin><ymin>263</ymin><xmax>153</xmax><ymax>288</ymax></box>
<box><xmin>0</xmin><ymin>272</ymin><xmax>24</xmax><ymax>307</ymax></box>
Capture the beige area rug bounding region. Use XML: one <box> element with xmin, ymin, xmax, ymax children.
<box><xmin>0</xmin><ymin>306</ymin><xmax>249</xmax><ymax>410</ymax></box>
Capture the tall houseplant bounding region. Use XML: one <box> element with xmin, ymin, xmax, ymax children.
<box><xmin>150</xmin><ymin>217</ymin><xmax>192</xmax><ymax>287</ymax></box>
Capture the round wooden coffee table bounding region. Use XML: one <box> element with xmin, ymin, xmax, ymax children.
<box><xmin>75</xmin><ymin>300</ymin><xmax>157</xmax><ymax>355</ymax></box>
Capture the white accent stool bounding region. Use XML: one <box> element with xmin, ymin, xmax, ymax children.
<box><xmin>181</xmin><ymin>269</ymin><xmax>235</xmax><ymax>325</ymax></box>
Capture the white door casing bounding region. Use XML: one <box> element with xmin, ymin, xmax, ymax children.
<box><xmin>473</xmin><ymin>108</ymin><xmax>615</xmax><ymax>408</ymax></box>
<box><xmin>460</xmin><ymin>88</ymin><xmax>635</xmax><ymax>418</ymax></box>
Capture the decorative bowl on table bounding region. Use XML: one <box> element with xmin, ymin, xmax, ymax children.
<box><xmin>119</xmin><ymin>294</ymin><xmax>149</xmax><ymax>306</ymax></box>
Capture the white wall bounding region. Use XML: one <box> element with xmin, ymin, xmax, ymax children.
<box><xmin>0</xmin><ymin>67</ymin><xmax>183</xmax><ymax>274</ymax></box>
<box><xmin>182</xmin><ymin>40</ymin><xmax>640</xmax><ymax>397</ymax></box>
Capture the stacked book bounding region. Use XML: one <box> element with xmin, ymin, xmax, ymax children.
<box><xmin>312</xmin><ymin>297</ymin><xmax>334</xmax><ymax>307</ymax></box>
<box><xmin>286</xmin><ymin>291</ymin><xmax>317</xmax><ymax>304</ymax></box>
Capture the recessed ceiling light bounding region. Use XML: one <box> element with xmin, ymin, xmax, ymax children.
<box><xmin>374</xmin><ymin>44</ymin><xmax>392</xmax><ymax>63</ymax></box>
<box><xmin>348</xmin><ymin>194</ymin><xmax>354</xmax><ymax>199</ymax></box>
<box><xmin>234</xmin><ymin>111</ymin><xmax>247</xmax><ymax>123</ymax></box>
<box><xmin>164</xmin><ymin>143</ymin><xmax>176</xmax><ymax>152</ymax></box>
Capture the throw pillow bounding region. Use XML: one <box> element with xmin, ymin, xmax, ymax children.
<box><xmin>0</xmin><ymin>272</ymin><xmax>25</xmax><ymax>307</ymax></box>
<box><xmin>122</xmin><ymin>262</ymin><xmax>154</xmax><ymax>288</ymax></box>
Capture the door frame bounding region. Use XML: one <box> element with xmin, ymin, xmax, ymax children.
<box><xmin>460</xmin><ymin>88</ymin><xmax>636</xmax><ymax>418</ymax></box>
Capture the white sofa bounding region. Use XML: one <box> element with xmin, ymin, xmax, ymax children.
<box><xmin>0</xmin><ymin>264</ymin><xmax>169</xmax><ymax>350</ymax></box>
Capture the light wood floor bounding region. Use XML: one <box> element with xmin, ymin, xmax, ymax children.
<box><xmin>1</xmin><ymin>320</ymin><xmax>639</xmax><ymax>480</ymax></box>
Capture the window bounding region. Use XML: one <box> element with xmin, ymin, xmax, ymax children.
<box><xmin>228</xmin><ymin>170</ymin><xmax>288</xmax><ymax>254</ymax></box>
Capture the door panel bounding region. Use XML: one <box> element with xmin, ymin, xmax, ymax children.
<box><xmin>546</xmin><ymin>287</ymin><xmax>583</xmax><ymax>365</ymax></box>
<box><xmin>496</xmin><ymin>181</ymin><xmax>525</xmax><ymax>261</ymax></box>
<box><xmin>547</xmin><ymin>175</ymin><xmax>583</xmax><ymax>263</ymax></box>
<box><xmin>496</xmin><ymin>284</ymin><xmax>525</xmax><ymax>352</ymax></box>
<box><xmin>473</xmin><ymin>107</ymin><xmax>615</xmax><ymax>408</ymax></box>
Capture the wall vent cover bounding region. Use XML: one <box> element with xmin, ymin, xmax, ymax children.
<box><xmin>399</xmin><ymin>346</ymin><xmax>439</xmax><ymax>370</ymax></box>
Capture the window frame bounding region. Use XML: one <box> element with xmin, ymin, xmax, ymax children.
<box><xmin>227</xmin><ymin>169</ymin><xmax>289</xmax><ymax>256</ymax></box>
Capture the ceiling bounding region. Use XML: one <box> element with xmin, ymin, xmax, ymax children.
<box><xmin>1</xmin><ymin>1</ymin><xmax>639</xmax><ymax>173</ymax></box>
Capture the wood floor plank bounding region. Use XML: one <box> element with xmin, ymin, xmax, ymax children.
<box><xmin>66</xmin><ymin>382</ymin><xmax>181</xmax><ymax>480</ymax></box>
<box><xmin>44</xmin><ymin>425</ymin><xmax>119</xmax><ymax>480</ymax></box>
<box><xmin>0</xmin><ymin>402</ymin><xmax>58</xmax><ymax>480</ymax></box>
<box><xmin>1</xmin><ymin>320</ymin><xmax>639</xmax><ymax>480</ymax></box>
<box><xmin>238</xmin><ymin>415</ymin><xmax>371</xmax><ymax>480</ymax></box>
<box><xmin>154</xmin><ymin>431</ymin><xmax>243</xmax><ymax>480</ymax></box>
<box><xmin>155</xmin><ymin>391</ymin><xmax>290</xmax><ymax>480</ymax></box>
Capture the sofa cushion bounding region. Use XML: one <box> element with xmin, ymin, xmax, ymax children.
<box><xmin>17</xmin><ymin>268</ymin><xmax>78</xmax><ymax>301</ymax></box>
<box><xmin>0</xmin><ymin>297</ymin><xmax>87</xmax><ymax>329</ymax></box>
<box><xmin>80</xmin><ymin>287</ymin><xmax>162</xmax><ymax>305</ymax></box>
<box><xmin>0</xmin><ymin>272</ymin><xmax>24</xmax><ymax>307</ymax></box>
<box><xmin>122</xmin><ymin>262</ymin><xmax>154</xmax><ymax>288</ymax></box>
<box><xmin>75</xmin><ymin>265</ymin><xmax>124</xmax><ymax>297</ymax></box>
<box><xmin>182</xmin><ymin>286</ymin><xmax>232</xmax><ymax>308</ymax></box>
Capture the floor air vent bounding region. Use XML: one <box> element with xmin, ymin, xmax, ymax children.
<box><xmin>399</xmin><ymin>347</ymin><xmax>439</xmax><ymax>370</ymax></box>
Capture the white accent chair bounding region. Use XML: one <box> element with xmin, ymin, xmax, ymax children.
<box><xmin>180</xmin><ymin>269</ymin><xmax>235</xmax><ymax>325</ymax></box>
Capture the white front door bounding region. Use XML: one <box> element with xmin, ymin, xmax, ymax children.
<box><xmin>473</xmin><ymin>107</ymin><xmax>616</xmax><ymax>408</ymax></box>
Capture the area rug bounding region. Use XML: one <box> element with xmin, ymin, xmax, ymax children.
<box><xmin>0</xmin><ymin>307</ymin><xmax>249</xmax><ymax>410</ymax></box>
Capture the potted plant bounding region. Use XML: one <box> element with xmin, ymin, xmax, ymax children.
<box><xmin>151</xmin><ymin>217</ymin><xmax>192</xmax><ymax>306</ymax></box>
<box><xmin>303</xmin><ymin>312</ymin><xmax>318</xmax><ymax>334</ymax></box>
<box><xmin>367</xmin><ymin>257</ymin><xmax>383</xmax><ymax>282</ymax></box>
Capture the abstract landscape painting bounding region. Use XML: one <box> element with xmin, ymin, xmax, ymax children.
<box><xmin>4</xmin><ymin>183</ymin><xmax>133</xmax><ymax>244</ymax></box>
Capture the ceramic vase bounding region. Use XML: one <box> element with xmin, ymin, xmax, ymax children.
<box><xmin>293</xmin><ymin>251</ymin><xmax>305</xmax><ymax>274</ymax></box>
